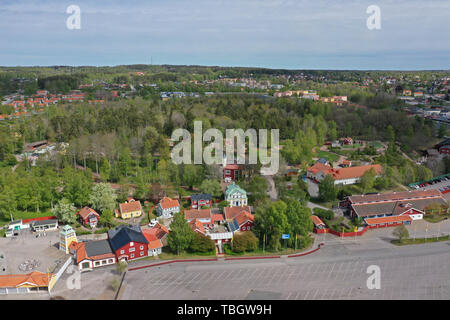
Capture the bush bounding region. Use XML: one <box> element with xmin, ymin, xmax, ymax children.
<box><xmin>232</xmin><ymin>232</ymin><xmax>258</xmax><ymax>253</ymax></box>
<box><xmin>313</xmin><ymin>207</ymin><xmax>334</xmax><ymax>220</ymax></box>
<box><xmin>190</xmin><ymin>233</ymin><xmax>216</xmax><ymax>253</ymax></box>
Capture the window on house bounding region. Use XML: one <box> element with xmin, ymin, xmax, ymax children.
<box><xmin>140</xmin><ymin>246</ymin><xmax>144</xmax><ymax>250</ymax></box>
<box><xmin>129</xmin><ymin>247</ymin><xmax>135</xmax><ymax>252</ymax></box>
<box><xmin>120</xmin><ymin>250</ymin><xmax>125</xmax><ymax>254</ymax></box>
<box><xmin>140</xmin><ymin>252</ymin><xmax>144</xmax><ymax>256</ymax></box>
<box><xmin>130</xmin><ymin>242</ymin><xmax>134</xmax><ymax>246</ymax></box>
<box><xmin>130</xmin><ymin>254</ymin><xmax>134</xmax><ymax>258</ymax></box>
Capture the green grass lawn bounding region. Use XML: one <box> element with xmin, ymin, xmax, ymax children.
<box><xmin>368</xmin><ymin>141</ymin><xmax>384</xmax><ymax>149</ymax></box>
<box><xmin>391</xmin><ymin>235</ymin><xmax>450</xmax><ymax>246</ymax></box>
<box><xmin>158</xmin><ymin>248</ymin><xmax>216</xmax><ymax>260</ymax></box>
<box><xmin>315</xmin><ymin>151</ymin><xmax>339</xmax><ymax>162</ymax></box>
<box><xmin>423</xmin><ymin>214</ymin><xmax>450</xmax><ymax>223</ymax></box>
<box><xmin>341</xmin><ymin>144</ymin><xmax>362</xmax><ymax>149</ymax></box>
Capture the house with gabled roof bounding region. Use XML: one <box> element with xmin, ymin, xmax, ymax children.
<box><xmin>107</xmin><ymin>224</ymin><xmax>149</xmax><ymax>262</ymax></box>
<box><xmin>155</xmin><ymin>197</ymin><xmax>180</xmax><ymax>218</ymax></box>
<box><xmin>223</xmin><ymin>206</ymin><xmax>252</xmax><ymax>222</ymax></box>
<box><xmin>142</xmin><ymin>223</ymin><xmax>169</xmax><ymax>256</ymax></box>
<box><xmin>307</xmin><ymin>162</ymin><xmax>382</xmax><ymax>186</ymax></box>
<box><xmin>76</xmin><ymin>206</ymin><xmax>99</xmax><ymax>228</ymax></box>
<box><xmin>191</xmin><ymin>193</ymin><xmax>212</xmax><ymax>209</ymax></box>
<box><xmin>185</xmin><ymin>208</ymin><xmax>214</xmax><ymax>229</ymax></box>
<box><xmin>228</xmin><ymin>210</ymin><xmax>254</xmax><ymax>233</ymax></box>
<box><xmin>225</xmin><ymin>183</ymin><xmax>248</xmax><ymax>207</ymax></box>
<box><xmin>115</xmin><ymin>198</ymin><xmax>143</xmax><ymax>219</ymax></box>
<box><xmin>188</xmin><ymin>219</ymin><xmax>206</xmax><ymax>235</ymax></box>
<box><xmin>75</xmin><ymin>239</ymin><xmax>116</xmax><ymax>272</ymax></box>
<box><xmin>0</xmin><ymin>271</ymin><xmax>54</xmax><ymax>294</ymax></box>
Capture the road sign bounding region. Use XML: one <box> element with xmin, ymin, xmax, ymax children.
<box><xmin>282</xmin><ymin>234</ymin><xmax>290</xmax><ymax>239</ymax></box>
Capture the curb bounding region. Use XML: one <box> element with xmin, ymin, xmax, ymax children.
<box><xmin>128</xmin><ymin>245</ymin><xmax>323</xmax><ymax>271</ymax></box>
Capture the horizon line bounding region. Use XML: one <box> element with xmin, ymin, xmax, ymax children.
<box><xmin>1</xmin><ymin>64</ymin><xmax>449</xmax><ymax>73</ymax></box>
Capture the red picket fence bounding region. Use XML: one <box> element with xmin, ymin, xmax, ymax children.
<box><xmin>314</xmin><ymin>228</ymin><xmax>330</xmax><ymax>234</ymax></box>
<box><xmin>328</xmin><ymin>226</ymin><xmax>369</xmax><ymax>237</ymax></box>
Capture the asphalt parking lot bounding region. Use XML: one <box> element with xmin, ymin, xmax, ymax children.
<box><xmin>120</xmin><ymin>241</ymin><xmax>450</xmax><ymax>300</ymax></box>
<box><xmin>414</xmin><ymin>176</ymin><xmax>450</xmax><ymax>193</ymax></box>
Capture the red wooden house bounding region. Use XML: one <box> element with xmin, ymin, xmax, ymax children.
<box><xmin>76</xmin><ymin>207</ymin><xmax>100</xmax><ymax>228</ymax></box>
<box><xmin>190</xmin><ymin>193</ymin><xmax>212</xmax><ymax>209</ymax></box>
<box><xmin>223</xmin><ymin>164</ymin><xmax>241</xmax><ymax>182</ymax></box>
<box><xmin>228</xmin><ymin>211</ymin><xmax>254</xmax><ymax>232</ymax></box>
<box><xmin>107</xmin><ymin>225</ymin><xmax>149</xmax><ymax>262</ymax></box>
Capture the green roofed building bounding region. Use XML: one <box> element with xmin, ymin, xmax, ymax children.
<box><xmin>225</xmin><ymin>183</ymin><xmax>248</xmax><ymax>207</ymax></box>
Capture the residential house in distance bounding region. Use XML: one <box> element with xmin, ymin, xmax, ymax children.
<box><xmin>307</xmin><ymin>162</ymin><xmax>382</xmax><ymax>186</ymax></box>
<box><xmin>191</xmin><ymin>193</ymin><xmax>212</xmax><ymax>209</ymax></box>
<box><xmin>185</xmin><ymin>208</ymin><xmax>214</xmax><ymax>229</ymax></box>
<box><xmin>227</xmin><ymin>210</ymin><xmax>254</xmax><ymax>233</ymax></box>
<box><xmin>142</xmin><ymin>223</ymin><xmax>169</xmax><ymax>256</ymax></box>
<box><xmin>75</xmin><ymin>239</ymin><xmax>116</xmax><ymax>272</ymax></box>
<box><xmin>435</xmin><ymin>138</ymin><xmax>450</xmax><ymax>155</ymax></box>
<box><xmin>223</xmin><ymin>164</ymin><xmax>241</xmax><ymax>182</ymax></box>
<box><xmin>155</xmin><ymin>197</ymin><xmax>180</xmax><ymax>218</ymax></box>
<box><xmin>225</xmin><ymin>183</ymin><xmax>248</xmax><ymax>207</ymax></box>
<box><xmin>115</xmin><ymin>198</ymin><xmax>143</xmax><ymax>219</ymax></box>
<box><xmin>223</xmin><ymin>206</ymin><xmax>252</xmax><ymax>222</ymax></box>
<box><xmin>403</xmin><ymin>89</ymin><xmax>412</xmax><ymax>96</ymax></box>
<box><xmin>76</xmin><ymin>207</ymin><xmax>100</xmax><ymax>228</ymax></box>
<box><xmin>188</xmin><ymin>219</ymin><xmax>206</xmax><ymax>235</ymax></box>
<box><xmin>107</xmin><ymin>224</ymin><xmax>149</xmax><ymax>262</ymax></box>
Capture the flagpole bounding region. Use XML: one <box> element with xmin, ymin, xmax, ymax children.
<box><xmin>263</xmin><ymin>233</ymin><xmax>265</xmax><ymax>254</ymax></box>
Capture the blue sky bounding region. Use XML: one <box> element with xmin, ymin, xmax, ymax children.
<box><xmin>1</xmin><ymin>0</ymin><xmax>449</xmax><ymax>70</ymax></box>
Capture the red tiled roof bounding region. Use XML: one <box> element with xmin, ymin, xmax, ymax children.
<box><xmin>365</xmin><ymin>215</ymin><xmax>412</xmax><ymax>225</ymax></box>
<box><xmin>211</xmin><ymin>213</ymin><xmax>225</xmax><ymax>223</ymax></box>
<box><xmin>225</xmin><ymin>164</ymin><xmax>240</xmax><ymax>170</ymax></box>
<box><xmin>0</xmin><ymin>272</ymin><xmax>53</xmax><ymax>288</ymax></box>
<box><xmin>308</xmin><ymin>163</ymin><xmax>382</xmax><ymax>181</ymax></box>
<box><xmin>75</xmin><ymin>243</ymin><xmax>88</xmax><ymax>264</ymax></box>
<box><xmin>159</xmin><ymin>197</ymin><xmax>180</xmax><ymax>209</ymax></box>
<box><xmin>142</xmin><ymin>230</ymin><xmax>163</xmax><ymax>249</ymax></box>
<box><xmin>189</xmin><ymin>219</ymin><xmax>205</xmax><ymax>234</ymax></box>
<box><xmin>119</xmin><ymin>200</ymin><xmax>142</xmax><ymax>214</ymax></box>
<box><xmin>185</xmin><ymin>209</ymin><xmax>211</xmax><ymax>220</ymax></box>
<box><xmin>311</xmin><ymin>215</ymin><xmax>325</xmax><ymax>226</ymax></box>
<box><xmin>234</xmin><ymin>211</ymin><xmax>254</xmax><ymax>226</ymax></box>
<box><xmin>224</xmin><ymin>206</ymin><xmax>251</xmax><ymax>221</ymax></box>
<box><xmin>76</xmin><ymin>206</ymin><xmax>99</xmax><ymax>220</ymax></box>
<box><xmin>143</xmin><ymin>223</ymin><xmax>169</xmax><ymax>239</ymax></box>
